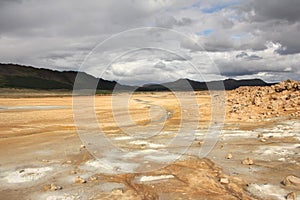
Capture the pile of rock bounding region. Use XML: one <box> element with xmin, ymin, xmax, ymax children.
<box><xmin>227</xmin><ymin>80</ymin><xmax>300</xmax><ymax>121</ymax></box>
<box><xmin>274</xmin><ymin>80</ymin><xmax>300</xmax><ymax>92</ymax></box>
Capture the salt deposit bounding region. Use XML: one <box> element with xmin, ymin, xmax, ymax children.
<box><xmin>247</xmin><ymin>183</ymin><xmax>288</xmax><ymax>200</ymax></box>
<box><xmin>137</xmin><ymin>175</ymin><xmax>174</xmax><ymax>182</ymax></box>
<box><xmin>4</xmin><ymin>167</ymin><xmax>53</xmax><ymax>183</ymax></box>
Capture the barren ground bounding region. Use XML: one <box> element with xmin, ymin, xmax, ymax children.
<box><xmin>0</xmin><ymin>83</ymin><xmax>299</xmax><ymax>200</ymax></box>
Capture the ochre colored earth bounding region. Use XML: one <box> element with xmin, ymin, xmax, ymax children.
<box><xmin>0</xmin><ymin>80</ymin><xmax>299</xmax><ymax>199</ymax></box>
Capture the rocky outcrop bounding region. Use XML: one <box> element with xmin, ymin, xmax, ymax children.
<box><xmin>227</xmin><ymin>80</ymin><xmax>300</xmax><ymax>121</ymax></box>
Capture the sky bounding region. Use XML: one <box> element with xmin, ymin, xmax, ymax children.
<box><xmin>0</xmin><ymin>0</ymin><xmax>299</xmax><ymax>85</ymax></box>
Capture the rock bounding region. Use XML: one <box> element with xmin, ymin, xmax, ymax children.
<box><xmin>220</xmin><ymin>177</ymin><xmax>229</xmax><ymax>184</ymax></box>
<box><xmin>286</xmin><ymin>192</ymin><xmax>296</xmax><ymax>200</ymax></box>
<box><xmin>252</xmin><ymin>97</ymin><xmax>263</xmax><ymax>106</ymax></box>
<box><xmin>80</xmin><ymin>144</ymin><xmax>86</xmax><ymax>150</ymax></box>
<box><xmin>260</xmin><ymin>138</ymin><xmax>267</xmax><ymax>142</ymax></box>
<box><xmin>66</xmin><ymin>160</ymin><xmax>72</xmax><ymax>164</ymax></box>
<box><xmin>111</xmin><ymin>188</ymin><xmax>125</xmax><ymax>195</ymax></box>
<box><xmin>43</xmin><ymin>185</ymin><xmax>51</xmax><ymax>191</ymax></box>
<box><xmin>89</xmin><ymin>176</ymin><xmax>97</xmax><ymax>181</ymax></box>
<box><xmin>242</xmin><ymin>158</ymin><xmax>254</xmax><ymax>165</ymax></box>
<box><xmin>283</xmin><ymin>175</ymin><xmax>300</xmax><ymax>187</ymax></box>
<box><xmin>257</xmin><ymin>133</ymin><xmax>264</xmax><ymax>138</ymax></box>
<box><xmin>225</xmin><ymin>153</ymin><xmax>233</xmax><ymax>159</ymax></box>
<box><xmin>44</xmin><ymin>183</ymin><xmax>62</xmax><ymax>191</ymax></box>
<box><xmin>50</xmin><ymin>183</ymin><xmax>62</xmax><ymax>191</ymax></box>
<box><xmin>275</xmin><ymin>86</ymin><xmax>284</xmax><ymax>92</ymax></box>
<box><xmin>70</xmin><ymin>170</ymin><xmax>77</xmax><ymax>175</ymax></box>
<box><xmin>270</xmin><ymin>95</ymin><xmax>278</xmax><ymax>100</ymax></box>
<box><xmin>74</xmin><ymin>176</ymin><xmax>86</xmax><ymax>184</ymax></box>
<box><xmin>227</xmin><ymin>80</ymin><xmax>299</xmax><ymax>122</ymax></box>
<box><xmin>267</xmin><ymin>105</ymin><xmax>273</xmax><ymax>109</ymax></box>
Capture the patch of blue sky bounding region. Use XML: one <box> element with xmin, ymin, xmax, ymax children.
<box><xmin>202</xmin><ymin>1</ymin><xmax>240</xmax><ymax>13</ymax></box>
<box><xmin>196</xmin><ymin>29</ymin><xmax>214</xmax><ymax>36</ymax></box>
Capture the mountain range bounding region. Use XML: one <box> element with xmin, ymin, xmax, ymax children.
<box><xmin>0</xmin><ymin>63</ymin><xmax>274</xmax><ymax>91</ymax></box>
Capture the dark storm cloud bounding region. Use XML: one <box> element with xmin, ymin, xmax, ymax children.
<box><xmin>0</xmin><ymin>0</ymin><xmax>182</xmax><ymax>69</ymax></box>
<box><xmin>243</xmin><ymin>0</ymin><xmax>300</xmax><ymax>23</ymax></box>
<box><xmin>156</xmin><ymin>16</ymin><xmax>193</xmax><ymax>28</ymax></box>
<box><xmin>218</xmin><ymin>62</ymin><xmax>296</xmax><ymax>77</ymax></box>
<box><xmin>235</xmin><ymin>0</ymin><xmax>300</xmax><ymax>55</ymax></box>
<box><xmin>0</xmin><ymin>0</ymin><xmax>299</xmax><ymax>83</ymax></box>
<box><xmin>0</xmin><ymin>0</ymin><xmax>21</xmax><ymax>6</ymax></box>
<box><xmin>160</xmin><ymin>52</ymin><xmax>192</xmax><ymax>62</ymax></box>
<box><xmin>0</xmin><ymin>1</ymin><xmax>127</xmax><ymax>37</ymax></box>
<box><xmin>236</xmin><ymin>52</ymin><xmax>262</xmax><ymax>60</ymax></box>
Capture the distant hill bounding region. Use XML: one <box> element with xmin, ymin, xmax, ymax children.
<box><xmin>137</xmin><ymin>78</ymin><xmax>273</xmax><ymax>91</ymax></box>
<box><xmin>0</xmin><ymin>63</ymin><xmax>274</xmax><ymax>91</ymax></box>
<box><xmin>0</xmin><ymin>63</ymin><xmax>131</xmax><ymax>90</ymax></box>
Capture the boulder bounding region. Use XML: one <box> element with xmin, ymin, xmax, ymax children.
<box><xmin>74</xmin><ymin>176</ymin><xmax>87</xmax><ymax>184</ymax></box>
<box><xmin>225</xmin><ymin>153</ymin><xmax>233</xmax><ymax>159</ymax></box>
<box><xmin>286</xmin><ymin>192</ymin><xmax>296</xmax><ymax>200</ymax></box>
<box><xmin>220</xmin><ymin>177</ymin><xmax>229</xmax><ymax>184</ymax></box>
<box><xmin>242</xmin><ymin>158</ymin><xmax>254</xmax><ymax>165</ymax></box>
<box><xmin>283</xmin><ymin>175</ymin><xmax>300</xmax><ymax>187</ymax></box>
<box><xmin>257</xmin><ymin>133</ymin><xmax>264</xmax><ymax>138</ymax></box>
<box><xmin>44</xmin><ymin>183</ymin><xmax>62</xmax><ymax>191</ymax></box>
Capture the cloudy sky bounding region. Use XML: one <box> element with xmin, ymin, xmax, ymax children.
<box><xmin>0</xmin><ymin>0</ymin><xmax>299</xmax><ymax>85</ymax></box>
